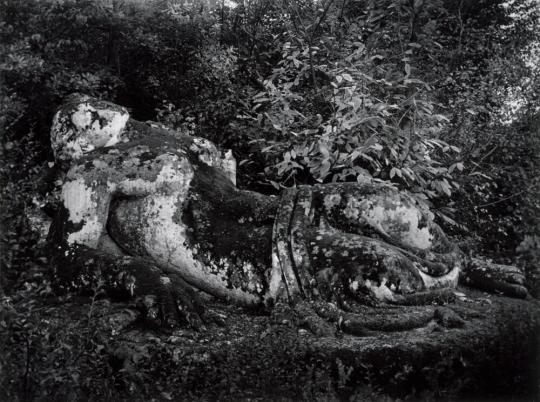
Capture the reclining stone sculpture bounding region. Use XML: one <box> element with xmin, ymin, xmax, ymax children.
<box><xmin>47</xmin><ymin>95</ymin><xmax>528</xmax><ymax>333</ymax></box>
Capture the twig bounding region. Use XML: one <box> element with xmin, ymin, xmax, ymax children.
<box><xmin>297</xmin><ymin>0</ymin><xmax>336</xmax><ymax>89</ymax></box>
<box><xmin>457</xmin><ymin>0</ymin><xmax>464</xmax><ymax>50</ymax></box>
<box><xmin>338</xmin><ymin>0</ymin><xmax>348</xmax><ymax>22</ymax></box>
<box><xmin>477</xmin><ymin>145</ymin><xmax>498</xmax><ymax>164</ymax></box>
<box><xmin>476</xmin><ymin>190</ymin><xmax>526</xmax><ymax>208</ymax></box>
<box><xmin>23</xmin><ymin>335</ymin><xmax>31</xmax><ymax>399</ymax></box>
<box><xmin>468</xmin><ymin>144</ymin><xmax>498</xmax><ymax>176</ymax></box>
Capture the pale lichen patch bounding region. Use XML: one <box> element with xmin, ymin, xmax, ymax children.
<box><xmin>62</xmin><ymin>177</ymin><xmax>105</xmax><ymax>247</ymax></box>
<box><xmin>365</xmin><ymin>278</ymin><xmax>396</xmax><ymax>302</ymax></box>
<box><xmin>342</xmin><ymin>195</ymin><xmax>361</xmax><ymax>220</ymax></box>
<box><xmin>62</xmin><ymin>178</ymin><xmax>96</xmax><ymax>224</ymax></box>
<box><xmin>323</xmin><ymin>193</ymin><xmax>342</xmax><ymax>212</ymax></box>
<box><xmin>359</xmin><ymin>197</ymin><xmax>434</xmax><ymax>250</ymax></box>
<box><xmin>51</xmin><ymin>99</ymin><xmax>129</xmax><ymax>163</ymax></box>
<box><xmin>159</xmin><ymin>276</ymin><xmax>172</xmax><ymax>286</ymax></box>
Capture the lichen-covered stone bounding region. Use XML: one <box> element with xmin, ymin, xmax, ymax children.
<box><xmin>48</xmin><ymin>95</ymin><xmax>530</xmax><ymax>333</ymax></box>
<box><xmin>50</xmin><ymin>94</ymin><xmax>130</xmax><ymax>164</ymax></box>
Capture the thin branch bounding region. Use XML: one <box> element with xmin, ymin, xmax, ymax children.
<box><xmin>476</xmin><ymin>190</ymin><xmax>526</xmax><ymax>208</ymax></box>
<box><xmin>308</xmin><ymin>0</ymin><xmax>336</xmax><ymax>89</ymax></box>
<box><xmin>310</xmin><ymin>0</ymin><xmax>335</xmax><ymax>39</ymax></box>
<box><xmin>477</xmin><ymin>145</ymin><xmax>499</xmax><ymax>165</ymax></box>
<box><xmin>338</xmin><ymin>0</ymin><xmax>348</xmax><ymax>22</ymax></box>
<box><xmin>457</xmin><ymin>0</ymin><xmax>464</xmax><ymax>50</ymax></box>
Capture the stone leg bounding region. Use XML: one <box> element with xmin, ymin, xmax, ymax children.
<box><xmin>306</xmin><ymin>228</ymin><xmax>459</xmax><ymax>306</ymax></box>
<box><xmin>311</xmin><ymin>183</ymin><xmax>462</xmax><ymax>276</ymax></box>
<box><xmin>281</xmin><ymin>226</ymin><xmax>462</xmax><ymax>336</ymax></box>
<box><xmin>48</xmin><ymin>154</ymin><xmax>209</xmax><ymax>328</ymax></box>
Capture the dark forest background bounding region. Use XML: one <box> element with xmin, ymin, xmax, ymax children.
<box><xmin>0</xmin><ymin>0</ymin><xmax>539</xmax><ymax>399</ymax></box>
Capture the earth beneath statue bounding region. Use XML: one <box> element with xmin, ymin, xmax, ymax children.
<box><xmin>48</xmin><ymin>94</ymin><xmax>529</xmax><ymax>334</ymax></box>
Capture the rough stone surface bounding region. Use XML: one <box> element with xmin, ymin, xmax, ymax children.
<box><xmin>47</xmin><ymin>95</ymin><xmax>531</xmax><ymax>332</ymax></box>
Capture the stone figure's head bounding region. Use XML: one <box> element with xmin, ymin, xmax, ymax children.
<box><xmin>50</xmin><ymin>93</ymin><xmax>237</xmax><ymax>185</ymax></box>
<box><xmin>50</xmin><ymin>94</ymin><xmax>130</xmax><ymax>166</ymax></box>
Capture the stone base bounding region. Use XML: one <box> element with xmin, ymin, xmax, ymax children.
<box><xmin>1</xmin><ymin>288</ymin><xmax>538</xmax><ymax>401</ymax></box>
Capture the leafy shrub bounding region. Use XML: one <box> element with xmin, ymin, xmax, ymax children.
<box><xmin>236</xmin><ymin>1</ymin><xmax>463</xmax><ymax>202</ymax></box>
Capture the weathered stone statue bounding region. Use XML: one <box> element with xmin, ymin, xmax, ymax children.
<box><xmin>48</xmin><ymin>95</ymin><xmax>528</xmax><ymax>333</ymax></box>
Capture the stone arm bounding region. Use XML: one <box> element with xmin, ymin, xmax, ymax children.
<box><xmin>122</xmin><ymin>119</ymin><xmax>237</xmax><ymax>185</ymax></box>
